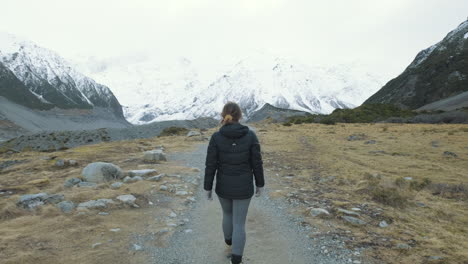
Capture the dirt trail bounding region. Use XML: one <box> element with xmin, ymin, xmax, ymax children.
<box><xmin>146</xmin><ymin>141</ymin><xmax>358</xmax><ymax>264</ymax></box>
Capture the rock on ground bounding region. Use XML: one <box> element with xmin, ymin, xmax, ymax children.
<box><xmin>57</xmin><ymin>201</ymin><xmax>75</xmax><ymax>213</ymax></box>
<box><xmin>143</xmin><ymin>149</ymin><xmax>167</xmax><ymax>162</ymax></box>
<box><xmin>82</xmin><ymin>162</ymin><xmax>123</xmax><ymax>183</ymax></box>
<box><xmin>78</xmin><ymin>199</ymin><xmax>115</xmax><ymax>209</ymax></box>
<box><xmin>128</xmin><ymin>169</ymin><xmax>158</xmax><ymax>177</ymax></box>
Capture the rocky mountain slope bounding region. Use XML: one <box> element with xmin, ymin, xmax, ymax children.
<box><xmin>78</xmin><ymin>53</ymin><xmax>384</xmax><ymax>124</ymax></box>
<box><xmin>365</xmin><ymin>20</ymin><xmax>468</xmax><ymax>109</ymax></box>
<box><xmin>0</xmin><ymin>32</ymin><xmax>130</xmax><ymax>140</ymax></box>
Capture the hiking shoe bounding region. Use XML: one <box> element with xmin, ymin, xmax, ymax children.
<box><xmin>224</xmin><ymin>244</ymin><xmax>232</xmax><ymax>258</ymax></box>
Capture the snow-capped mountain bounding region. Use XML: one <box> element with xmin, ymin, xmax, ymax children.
<box><xmin>78</xmin><ymin>52</ymin><xmax>384</xmax><ymax>124</ymax></box>
<box><xmin>0</xmin><ymin>32</ymin><xmax>124</xmax><ymax>118</ymax></box>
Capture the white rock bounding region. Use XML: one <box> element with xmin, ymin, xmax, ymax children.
<box><xmin>176</xmin><ymin>190</ymin><xmax>188</xmax><ymax>196</ymax></box>
<box><xmin>184</xmin><ymin>229</ymin><xmax>193</xmax><ymax>233</ymax></box>
<box><xmin>169</xmin><ymin>211</ymin><xmax>177</xmax><ymax>218</ymax></box>
<box><xmin>92</xmin><ymin>243</ymin><xmax>102</xmax><ymax>249</ymax></box>
<box><xmin>128</xmin><ymin>169</ymin><xmax>158</xmax><ymax>177</ymax></box>
<box><xmin>78</xmin><ymin>199</ymin><xmax>115</xmax><ymax>209</ymax></box>
<box><xmin>379</xmin><ymin>220</ymin><xmax>389</xmax><ymax>228</ymax></box>
<box><xmin>143</xmin><ymin>149</ymin><xmax>167</xmax><ymax>162</ymax></box>
<box><xmin>111</xmin><ymin>182</ymin><xmax>123</xmax><ymax>189</ymax></box>
<box><xmin>116</xmin><ymin>194</ymin><xmax>137</xmax><ymax>204</ymax></box>
<box><xmin>310</xmin><ymin>208</ymin><xmax>330</xmax><ymax>217</ymax></box>
<box><xmin>110</xmin><ymin>228</ymin><xmax>121</xmax><ymax>232</ymax></box>
<box><xmin>147</xmin><ymin>173</ymin><xmax>165</xmax><ymax>181</ymax></box>
<box><xmin>82</xmin><ymin>162</ymin><xmax>123</xmax><ymax>183</ymax></box>
<box><xmin>132</xmin><ymin>244</ymin><xmax>143</xmax><ymax>251</ymax></box>
<box><xmin>159</xmin><ymin>185</ymin><xmax>168</xmax><ymax>191</ymax></box>
<box><xmin>187</xmin><ymin>130</ymin><xmax>201</xmax><ymax>137</ymax></box>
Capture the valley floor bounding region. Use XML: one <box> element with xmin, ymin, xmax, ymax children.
<box><xmin>0</xmin><ymin>122</ymin><xmax>467</xmax><ymax>263</ymax></box>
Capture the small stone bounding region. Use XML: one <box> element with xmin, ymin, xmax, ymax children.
<box><xmin>98</xmin><ymin>212</ymin><xmax>109</xmax><ymax>215</ymax></box>
<box><xmin>64</xmin><ymin>177</ymin><xmax>81</xmax><ymax>188</ymax></box>
<box><xmin>443</xmin><ymin>151</ymin><xmax>458</xmax><ymax>158</ymax></box>
<box><xmin>56</xmin><ymin>201</ymin><xmax>75</xmax><ymax>213</ymax></box>
<box><xmin>143</xmin><ymin>149</ymin><xmax>167</xmax><ymax>162</ymax></box>
<box><xmin>342</xmin><ymin>216</ymin><xmax>366</xmax><ymax>225</ymax></box>
<box><xmin>337</xmin><ymin>208</ymin><xmax>360</xmax><ymax>216</ymax></box>
<box><xmin>396</xmin><ymin>243</ymin><xmax>410</xmax><ymax>249</ymax></box>
<box><xmin>55</xmin><ymin>159</ymin><xmax>66</xmax><ymax>167</ymax></box>
<box><xmin>310</xmin><ymin>208</ymin><xmax>330</xmax><ymax>217</ymax></box>
<box><xmin>187</xmin><ymin>130</ymin><xmax>201</xmax><ymax>137</ymax></box>
<box><xmin>110</xmin><ymin>228</ymin><xmax>121</xmax><ymax>232</ymax></box>
<box><xmin>132</xmin><ymin>244</ymin><xmax>143</xmax><ymax>251</ymax></box>
<box><xmin>78</xmin><ymin>182</ymin><xmax>97</xmax><ymax>188</ymax></box>
<box><xmin>68</xmin><ymin>160</ymin><xmax>78</xmax><ymax>166</ymax></box>
<box><xmin>184</xmin><ymin>229</ymin><xmax>193</xmax><ymax>233</ymax></box>
<box><xmin>351</xmin><ymin>208</ymin><xmax>361</xmax><ymax>211</ymax></box>
<box><xmin>404</xmin><ymin>177</ymin><xmax>413</xmax><ymax>181</ymax></box>
<box><xmin>116</xmin><ymin>194</ymin><xmax>137</xmax><ymax>205</ymax></box>
<box><xmin>166</xmin><ymin>223</ymin><xmax>177</xmax><ymax>227</ymax></box>
<box><xmin>92</xmin><ymin>243</ymin><xmax>102</xmax><ymax>249</ymax></box>
<box><xmin>176</xmin><ymin>190</ymin><xmax>188</xmax><ymax>196</ymax></box>
<box><xmin>416</xmin><ymin>202</ymin><xmax>426</xmax><ymax>207</ymax></box>
<box><xmin>111</xmin><ymin>182</ymin><xmax>123</xmax><ymax>189</ymax></box>
<box><xmin>147</xmin><ymin>174</ymin><xmax>165</xmax><ymax>181</ymax></box>
<box><xmin>379</xmin><ymin>220</ymin><xmax>389</xmax><ymax>228</ymax></box>
<box><xmin>159</xmin><ymin>185</ymin><xmax>168</xmax><ymax>191</ymax></box>
<box><xmin>128</xmin><ymin>169</ymin><xmax>158</xmax><ymax>177</ymax></box>
<box><xmin>428</xmin><ymin>256</ymin><xmax>443</xmax><ymax>261</ymax></box>
<box><xmin>44</xmin><ymin>194</ymin><xmax>65</xmax><ymax>204</ymax></box>
<box><xmin>78</xmin><ymin>199</ymin><xmax>115</xmax><ymax>209</ymax></box>
<box><xmin>347</xmin><ymin>133</ymin><xmax>367</xmax><ymax>141</ymax></box>
<box><xmin>364</xmin><ymin>140</ymin><xmax>376</xmax><ymax>144</ymax></box>
<box><xmin>169</xmin><ymin>211</ymin><xmax>177</xmax><ymax>218</ymax></box>
<box><xmin>431</xmin><ymin>141</ymin><xmax>439</xmax><ymax>148</ymax></box>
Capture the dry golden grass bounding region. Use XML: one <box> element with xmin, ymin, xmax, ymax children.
<box><xmin>0</xmin><ymin>134</ymin><xmax>204</xmax><ymax>264</ymax></box>
<box><xmin>255</xmin><ymin>122</ymin><xmax>468</xmax><ymax>264</ymax></box>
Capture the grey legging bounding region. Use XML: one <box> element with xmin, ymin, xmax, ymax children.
<box><xmin>217</xmin><ymin>196</ymin><xmax>252</xmax><ymax>256</ymax></box>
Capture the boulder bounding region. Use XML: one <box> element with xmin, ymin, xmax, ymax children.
<box><xmin>143</xmin><ymin>149</ymin><xmax>167</xmax><ymax>162</ymax></box>
<box><xmin>78</xmin><ymin>199</ymin><xmax>115</xmax><ymax>209</ymax></box>
<box><xmin>82</xmin><ymin>162</ymin><xmax>123</xmax><ymax>183</ymax></box>
<box><xmin>57</xmin><ymin>201</ymin><xmax>75</xmax><ymax>213</ymax></box>
<box><xmin>55</xmin><ymin>159</ymin><xmax>66</xmax><ymax>167</ymax></box>
<box><xmin>128</xmin><ymin>169</ymin><xmax>158</xmax><ymax>177</ymax></box>
<box><xmin>176</xmin><ymin>190</ymin><xmax>188</xmax><ymax>196</ymax></box>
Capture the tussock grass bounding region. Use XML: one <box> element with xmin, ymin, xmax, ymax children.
<box><xmin>257</xmin><ymin>122</ymin><xmax>468</xmax><ymax>263</ymax></box>
<box><xmin>0</xmin><ymin>133</ymin><xmax>204</xmax><ymax>263</ymax></box>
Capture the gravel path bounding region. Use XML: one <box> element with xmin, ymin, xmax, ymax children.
<box><xmin>145</xmin><ymin>142</ymin><xmax>364</xmax><ymax>264</ymax></box>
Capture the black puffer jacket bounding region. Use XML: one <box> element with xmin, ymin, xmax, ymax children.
<box><xmin>204</xmin><ymin>122</ymin><xmax>265</xmax><ymax>199</ymax></box>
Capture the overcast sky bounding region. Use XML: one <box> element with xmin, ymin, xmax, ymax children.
<box><xmin>1</xmin><ymin>0</ymin><xmax>467</xmax><ymax>79</ymax></box>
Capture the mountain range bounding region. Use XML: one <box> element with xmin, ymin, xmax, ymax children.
<box><xmin>0</xmin><ymin>32</ymin><xmax>130</xmax><ymax>140</ymax></box>
<box><xmin>77</xmin><ymin>53</ymin><xmax>385</xmax><ymax>124</ymax></box>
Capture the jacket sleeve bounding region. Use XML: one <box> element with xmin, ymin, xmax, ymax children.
<box><xmin>204</xmin><ymin>134</ymin><xmax>218</xmax><ymax>191</ymax></box>
<box><xmin>250</xmin><ymin>131</ymin><xmax>265</xmax><ymax>187</ymax></box>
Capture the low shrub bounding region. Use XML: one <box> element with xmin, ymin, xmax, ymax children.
<box><xmin>159</xmin><ymin>126</ymin><xmax>189</xmax><ymax>136</ymax></box>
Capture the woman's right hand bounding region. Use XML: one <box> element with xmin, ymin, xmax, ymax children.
<box><xmin>255</xmin><ymin>187</ymin><xmax>263</xmax><ymax>197</ymax></box>
<box><xmin>206</xmin><ymin>190</ymin><xmax>213</xmax><ymax>201</ymax></box>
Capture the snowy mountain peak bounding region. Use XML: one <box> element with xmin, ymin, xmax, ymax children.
<box><xmin>76</xmin><ymin>52</ymin><xmax>385</xmax><ymax>124</ymax></box>
<box><xmin>0</xmin><ymin>32</ymin><xmax>124</xmax><ymax>118</ymax></box>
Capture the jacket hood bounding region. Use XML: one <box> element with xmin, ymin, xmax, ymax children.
<box><xmin>219</xmin><ymin>122</ymin><xmax>250</xmax><ymax>139</ymax></box>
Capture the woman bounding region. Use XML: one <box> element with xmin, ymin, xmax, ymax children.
<box><xmin>204</xmin><ymin>101</ymin><xmax>265</xmax><ymax>264</ymax></box>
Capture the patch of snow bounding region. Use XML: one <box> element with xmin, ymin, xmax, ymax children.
<box><xmin>464</xmin><ymin>32</ymin><xmax>468</xmax><ymax>39</ymax></box>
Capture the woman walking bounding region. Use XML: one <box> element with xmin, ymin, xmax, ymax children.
<box><xmin>204</xmin><ymin>101</ymin><xmax>265</xmax><ymax>264</ymax></box>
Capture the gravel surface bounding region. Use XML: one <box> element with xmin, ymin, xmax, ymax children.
<box><xmin>141</xmin><ymin>140</ymin><xmax>366</xmax><ymax>264</ymax></box>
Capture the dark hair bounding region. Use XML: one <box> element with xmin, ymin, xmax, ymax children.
<box><xmin>221</xmin><ymin>101</ymin><xmax>242</xmax><ymax>124</ymax></box>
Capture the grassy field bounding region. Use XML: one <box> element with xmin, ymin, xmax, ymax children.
<box><xmin>0</xmin><ymin>134</ymin><xmax>203</xmax><ymax>264</ymax></box>
<box><xmin>1</xmin><ymin>122</ymin><xmax>467</xmax><ymax>263</ymax></box>
<box><xmin>253</xmin><ymin>122</ymin><xmax>468</xmax><ymax>264</ymax></box>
